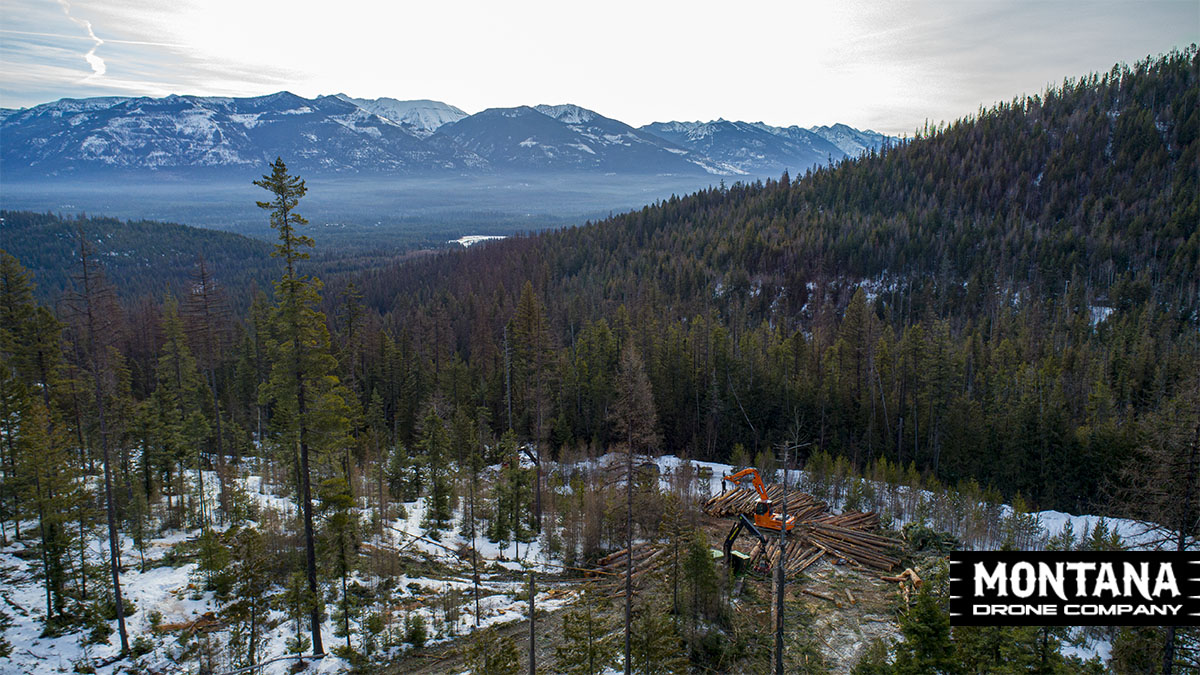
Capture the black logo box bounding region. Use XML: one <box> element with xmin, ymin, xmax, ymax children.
<box><xmin>949</xmin><ymin>551</ymin><xmax>1200</xmax><ymax>626</ymax></box>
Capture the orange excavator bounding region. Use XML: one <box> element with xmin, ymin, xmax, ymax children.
<box><xmin>720</xmin><ymin>468</ymin><xmax>798</xmax><ymax>566</ymax></box>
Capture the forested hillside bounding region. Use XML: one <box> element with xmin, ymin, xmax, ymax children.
<box><xmin>354</xmin><ymin>47</ymin><xmax>1198</xmax><ymax>513</ymax></box>
<box><xmin>0</xmin><ymin>211</ymin><xmax>275</xmax><ymax>301</ymax></box>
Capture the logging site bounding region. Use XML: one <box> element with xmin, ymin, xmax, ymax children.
<box><xmin>2</xmin><ymin>443</ymin><xmax>1140</xmax><ymax>675</ymax></box>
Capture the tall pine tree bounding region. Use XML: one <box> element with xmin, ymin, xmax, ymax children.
<box><xmin>256</xmin><ymin>158</ymin><xmax>352</xmax><ymax>656</ymax></box>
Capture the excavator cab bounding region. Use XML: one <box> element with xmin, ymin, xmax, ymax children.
<box><xmin>754</xmin><ymin>501</ymin><xmax>771</xmax><ymax>516</ymax></box>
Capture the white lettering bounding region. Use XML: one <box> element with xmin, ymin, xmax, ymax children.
<box><xmin>1039</xmin><ymin>562</ymin><xmax>1067</xmax><ymax>601</ymax></box>
<box><xmin>976</xmin><ymin>562</ymin><xmax>1007</xmax><ymax>597</ymax></box>
<box><xmin>1124</xmin><ymin>562</ymin><xmax>1151</xmax><ymax>601</ymax></box>
<box><xmin>1095</xmin><ymin>564</ymin><xmax>1120</xmax><ymax>597</ymax></box>
<box><xmin>1154</xmin><ymin>563</ymin><xmax>1180</xmax><ymax>597</ymax></box>
<box><xmin>1012</xmin><ymin>562</ymin><xmax>1036</xmax><ymax>598</ymax></box>
<box><xmin>1066</xmin><ymin>562</ymin><xmax>1096</xmax><ymax>595</ymax></box>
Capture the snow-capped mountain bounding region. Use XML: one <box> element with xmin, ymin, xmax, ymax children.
<box><xmin>332</xmin><ymin>94</ymin><xmax>467</xmax><ymax>136</ymax></box>
<box><xmin>0</xmin><ymin>92</ymin><xmax>482</xmax><ymax>176</ymax></box>
<box><xmin>435</xmin><ymin>104</ymin><xmax>715</xmax><ymax>174</ymax></box>
<box><xmin>639</xmin><ymin>119</ymin><xmax>886</xmax><ymax>176</ymax></box>
<box><xmin>807</xmin><ymin>123</ymin><xmax>892</xmax><ymax>158</ymax></box>
<box><xmin>1</xmin><ymin>91</ymin><xmax>895</xmax><ymax>179</ymax></box>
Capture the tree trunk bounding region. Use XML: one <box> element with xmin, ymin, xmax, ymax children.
<box><xmin>528</xmin><ymin>570</ymin><xmax>536</xmax><ymax>675</ymax></box>
<box><xmin>624</xmin><ymin>430</ymin><xmax>633</xmax><ymax>675</ymax></box>
<box><xmin>96</xmin><ymin>371</ymin><xmax>129</xmax><ymax>654</ymax></box>
<box><xmin>1164</xmin><ymin>421</ymin><xmax>1200</xmax><ymax>674</ymax></box>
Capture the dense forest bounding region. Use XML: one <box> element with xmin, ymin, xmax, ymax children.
<box><xmin>0</xmin><ymin>211</ymin><xmax>276</xmax><ymax>302</ymax></box>
<box><xmin>0</xmin><ymin>47</ymin><xmax>1197</xmax><ymax>673</ymax></box>
<box><xmin>349</xmin><ymin>47</ymin><xmax>1198</xmax><ymax>513</ymax></box>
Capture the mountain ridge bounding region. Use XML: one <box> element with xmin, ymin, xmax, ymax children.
<box><xmin>1</xmin><ymin>92</ymin><xmax>894</xmax><ymax>179</ymax></box>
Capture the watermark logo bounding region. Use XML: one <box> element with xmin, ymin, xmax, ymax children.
<box><xmin>949</xmin><ymin>551</ymin><xmax>1200</xmax><ymax>626</ymax></box>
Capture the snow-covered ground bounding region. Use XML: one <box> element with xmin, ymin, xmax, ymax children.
<box><xmin>0</xmin><ymin>461</ymin><xmax>570</xmax><ymax>675</ymax></box>
<box><xmin>450</xmin><ymin>235</ymin><xmax>506</xmax><ymax>248</ymax></box>
<box><xmin>2</xmin><ymin>452</ymin><xmax>1176</xmax><ymax>673</ymax></box>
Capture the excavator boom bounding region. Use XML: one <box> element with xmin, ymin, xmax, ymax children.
<box><xmin>724</xmin><ymin>467</ymin><xmax>770</xmax><ymax>501</ymax></box>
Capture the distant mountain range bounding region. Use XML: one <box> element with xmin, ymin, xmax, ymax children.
<box><xmin>0</xmin><ymin>93</ymin><xmax>894</xmax><ymax>180</ymax></box>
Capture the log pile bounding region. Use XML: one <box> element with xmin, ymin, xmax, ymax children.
<box><xmin>590</xmin><ymin>542</ymin><xmax>670</xmax><ymax>596</ymax></box>
<box><xmin>703</xmin><ymin>483</ymin><xmax>826</xmax><ymax>520</ymax></box>
<box><xmin>805</xmin><ymin>519</ymin><xmax>900</xmax><ymax>571</ymax></box>
<box><xmin>740</xmin><ymin>519</ymin><xmax>899</xmax><ymax>574</ymax></box>
<box><xmin>704</xmin><ymin>476</ymin><xmax>901</xmax><ymax>574</ymax></box>
<box><xmin>594</xmin><ymin>543</ymin><xmax>669</xmax><ymax>579</ymax></box>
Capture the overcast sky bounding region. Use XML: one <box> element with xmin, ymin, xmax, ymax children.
<box><xmin>1</xmin><ymin>0</ymin><xmax>1196</xmax><ymax>135</ymax></box>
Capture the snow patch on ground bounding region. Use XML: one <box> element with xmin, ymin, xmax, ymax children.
<box><xmin>451</xmin><ymin>235</ymin><xmax>506</xmax><ymax>247</ymax></box>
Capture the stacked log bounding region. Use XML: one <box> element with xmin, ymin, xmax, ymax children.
<box><xmin>589</xmin><ymin>486</ymin><xmax>901</xmax><ymax>585</ymax></box>
<box><xmin>810</xmin><ymin>511</ymin><xmax>879</xmax><ymax>529</ymax></box>
<box><xmin>592</xmin><ymin>543</ymin><xmax>668</xmax><ymax>582</ymax></box>
<box><xmin>703</xmin><ymin>483</ymin><xmax>826</xmax><ymax>520</ymax></box>
<box><xmin>589</xmin><ymin>542</ymin><xmax>678</xmax><ymax>597</ymax></box>
<box><xmin>705</xmin><ymin>480</ymin><xmax>902</xmax><ymax>574</ymax></box>
<box><xmin>746</xmin><ymin>536</ymin><xmax>827</xmax><ymax>576</ymax></box>
<box><xmin>805</xmin><ymin>522</ymin><xmax>900</xmax><ymax>571</ymax></box>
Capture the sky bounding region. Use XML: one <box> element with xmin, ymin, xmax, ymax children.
<box><xmin>0</xmin><ymin>0</ymin><xmax>1196</xmax><ymax>136</ymax></box>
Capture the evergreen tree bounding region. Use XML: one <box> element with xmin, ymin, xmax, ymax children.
<box><xmin>419</xmin><ymin>407</ymin><xmax>452</xmax><ymax>534</ymax></box>
<box><xmin>221</xmin><ymin>527</ymin><xmax>272</xmax><ymax>668</ymax></box>
<box><xmin>182</xmin><ymin>256</ymin><xmax>232</xmax><ymax>519</ymax></box>
<box><xmin>465</xmin><ymin>627</ymin><xmax>521</xmax><ymax>675</ymax></box>
<box><xmin>1117</xmin><ymin>368</ymin><xmax>1199</xmax><ymax>673</ymax></box>
<box><xmin>63</xmin><ymin>230</ymin><xmax>129</xmax><ymax>654</ymax></box>
<box><xmin>255</xmin><ymin>158</ymin><xmax>352</xmax><ymax>656</ymax></box>
<box><xmin>153</xmin><ymin>295</ymin><xmax>210</xmax><ymax>528</ymax></box>
<box><xmin>682</xmin><ymin>530</ymin><xmax>722</xmax><ymax>635</ymax></box>
<box><xmin>555</xmin><ymin>588</ymin><xmax>619</xmax><ymax>675</ymax></box>
<box><xmin>609</xmin><ymin>342</ymin><xmax>659</xmax><ymax>674</ymax></box>
<box><xmin>629</xmin><ymin>602</ymin><xmax>687</xmax><ymax>675</ymax></box>
<box><xmin>510</xmin><ymin>281</ymin><xmax>552</xmax><ymax>529</ymax></box>
<box><xmin>891</xmin><ymin>587</ymin><xmax>956</xmax><ymax>675</ymax></box>
<box><xmin>319</xmin><ymin>477</ymin><xmax>359</xmax><ymax>653</ymax></box>
<box><xmin>17</xmin><ymin>397</ymin><xmax>80</xmax><ymax>625</ymax></box>
<box><xmin>489</xmin><ymin>430</ymin><xmax>532</xmax><ymax>555</ymax></box>
<box><xmin>0</xmin><ymin>251</ymin><xmax>36</xmax><ymax>542</ymax></box>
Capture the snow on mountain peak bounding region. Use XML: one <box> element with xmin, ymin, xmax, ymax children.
<box><xmin>333</xmin><ymin>94</ymin><xmax>467</xmax><ymax>135</ymax></box>
<box><xmin>533</xmin><ymin>104</ymin><xmax>598</xmax><ymax>124</ymax></box>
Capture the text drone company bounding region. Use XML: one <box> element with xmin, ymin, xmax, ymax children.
<box><xmin>949</xmin><ymin>552</ymin><xmax>1200</xmax><ymax>626</ymax></box>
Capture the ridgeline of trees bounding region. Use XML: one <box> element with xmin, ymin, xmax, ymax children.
<box><xmin>347</xmin><ymin>46</ymin><xmax>1198</xmax><ymax>514</ymax></box>
<box><xmin>0</xmin><ymin>211</ymin><xmax>275</xmax><ymax>302</ymax></box>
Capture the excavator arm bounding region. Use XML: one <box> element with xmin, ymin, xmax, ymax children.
<box><xmin>723</xmin><ymin>514</ymin><xmax>767</xmax><ymax>561</ymax></box>
<box><xmin>723</xmin><ymin>467</ymin><xmax>770</xmax><ymax>501</ymax></box>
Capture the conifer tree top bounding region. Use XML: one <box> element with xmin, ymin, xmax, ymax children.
<box><xmin>254</xmin><ymin>157</ymin><xmax>312</xmax><ymax>272</ymax></box>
